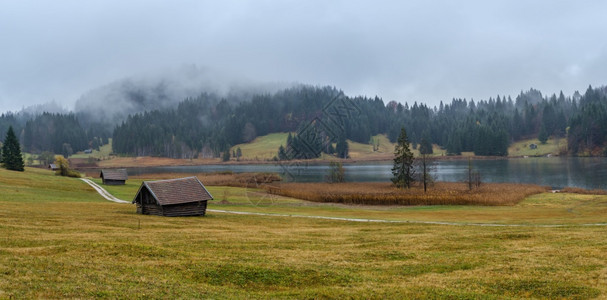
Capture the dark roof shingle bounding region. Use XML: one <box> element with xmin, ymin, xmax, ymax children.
<box><xmin>138</xmin><ymin>177</ymin><xmax>213</xmax><ymax>205</ymax></box>
<box><xmin>100</xmin><ymin>169</ymin><xmax>128</xmax><ymax>181</ymax></box>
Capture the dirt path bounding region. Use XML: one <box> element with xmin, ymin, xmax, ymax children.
<box><xmin>205</xmin><ymin>209</ymin><xmax>607</xmax><ymax>228</ymax></box>
<box><xmin>80</xmin><ymin>178</ymin><xmax>130</xmax><ymax>204</ymax></box>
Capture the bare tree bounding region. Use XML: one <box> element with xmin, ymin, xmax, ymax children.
<box><xmin>418</xmin><ymin>138</ymin><xmax>435</xmax><ymax>192</ymax></box>
<box><xmin>467</xmin><ymin>157</ymin><xmax>481</xmax><ymax>190</ymax></box>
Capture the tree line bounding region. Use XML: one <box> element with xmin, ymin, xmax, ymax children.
<box><xmin>0</xmin><ymin>112</ymin><xmax>109</xmax><ymax>158</ymax></box>
<box><xmin>112</xmin><ymin>85</ymin><xmax>607</xmax><ymax>159</ymax></box>
<box><xmin>1</xmin><ymin>84</ymin><xmax>607</xmax><ymax>159</ymax></box>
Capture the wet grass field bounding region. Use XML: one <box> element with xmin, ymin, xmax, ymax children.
<box><xmin>1</xmin><ymin>168</ymin><xmax>606</xmax><ymax>298</ymax></box>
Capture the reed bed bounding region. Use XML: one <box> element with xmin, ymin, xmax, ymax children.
<box><xmin>129</xmin><ymin>172</ymin><xmax>281</xmax><ymax>188</ymax></box>
<box><xmin>265</xmin><ymin>182</ymin><xmax>549</xmax><ymax>206</ymax></box>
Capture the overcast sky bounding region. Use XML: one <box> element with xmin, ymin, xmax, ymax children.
<box><xmin>1</xmin><ymin>0</ymin><xmax>607</xmax><ymax>112</ymax></box>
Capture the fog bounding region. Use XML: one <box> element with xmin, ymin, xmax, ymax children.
<box><xmin>1</xmin><ymin>1</ymin><xmax>607</xmax><ymax>112</ymax></box>
<box><xmin>73</xmin><ymin>65</ymin><xmax>291</xmax><ymax>124</ymax></box>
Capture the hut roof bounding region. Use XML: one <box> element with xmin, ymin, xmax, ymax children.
<box><xmin>48</xmin><ymin>164</ymin><xmax>57</xmax><ymax>169</ymax></box>
<box><xmin>100</xmin><ymin>169</ymin><xmax>128</xmax><ymax>181</ymax></box>
<box><xmin>132</xmin><ymin>177</ymin><xmax>213</xmax><ymax>205</ymax></box>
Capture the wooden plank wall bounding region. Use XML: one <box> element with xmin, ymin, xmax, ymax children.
<box><xmin>137</xmin><ymin>202</ymin><xmax>207</xmax><ymax>217</ymax></box>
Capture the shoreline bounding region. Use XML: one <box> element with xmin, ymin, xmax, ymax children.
<box><xmin>72</xmin><ymin>153</ymin><xmax>574</xmax><ymax>169</ymax></box>
<box><xmin>65</xmin><ymin>154</ymin><xmax>595</xmax><ymax>170</ymax></box>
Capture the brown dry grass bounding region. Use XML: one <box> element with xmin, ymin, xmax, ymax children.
<box><xmin>265</xmin><ymin>182</ymin><xmax>549</xmax><ymax>206</ymax></box>
<box><xmin>98</xmin><ymin>156</ymin><xmax>221</xmax><ymax>168</ymax></box>
<box><xmin>129</xmin><ymin>172</ymin><xmax>281</xmax><ymax>188</ymax></box>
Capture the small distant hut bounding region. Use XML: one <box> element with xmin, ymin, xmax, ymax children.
<box><xmin>132</xmin><ymin>177</ymin><xmax>213</xmax><ymax>217</ymax></box>
<box><xmin>48</xmin><ymin>164</ymin><xmax>59</xmax><ymax>171</ymax></box>
<box><xmin>100</xmin><ymin>169</ymin><xmax>128</xmax><ymax>185</ymax></box>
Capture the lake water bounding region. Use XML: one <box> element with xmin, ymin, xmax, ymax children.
<box><xmin>127</xmin><ymin>157</ymin><xmax>607</xmax><ymax>190</ymax></box>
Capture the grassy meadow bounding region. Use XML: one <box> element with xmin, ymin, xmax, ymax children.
<box><xmin>231</xmin><ymin>133</ymin><xmax>292</xmax><ymax>160</ymax></box>
<box><xmin>70</xmin><ymin>138</ymin><xmax>114</xmax><ymax>159</ymax></box>
<box><xmin>508</xmin><ymin>137</ymin><xmax>566</xmax><ymax>157</ymax></box>
<box><xmin>2</xmin><ymin>168</ymin><xmax>607</xmax><ymax>298</ymax></box>
<box><xmin>231</xmin><ymin>133</ymin><xmax>445</xmax><ymax>161</ymax></box>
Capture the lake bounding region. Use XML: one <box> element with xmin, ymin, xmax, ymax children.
<box><xmin>127</xmin><ymin>157</ymin><xmax>607</xmax><ymax>190</ymax></box>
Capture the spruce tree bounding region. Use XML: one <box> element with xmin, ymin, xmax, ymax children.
<box><xmin>391</xmin><ymin>127</ymin><xmax>415</xmax><ymax>188</ymax></box>
<box><xmin>419</xmin><ymin>136</ymin><xmax>433</xmax><ymax>154</ymax></box>
<box><xmin>277</xmin><ymin>145</ymin><xmax>288</xmax><ymax>160</ymax></box>
<box><xmin>336</xmin><ymin>135</ymin><xmax>349</xmax><ymax>159</ymax></box>
<box><xmin>2</xmin><ymin>126</ymin><xmax>25</xmax><ymax>171</ymax></box>
<box><xmin>222</xmin><ymin>150</ymin><xmax>231</xmax><ymax>162</ymax></box>
<box><xmin>236</xmin><ymin>147</ymin><xmax>242</xmax><ymax>161</ymax></box>
<box><xmin>538</xmin><ymin>124</ymin><xmax>548</xmax><ymax>144</ymax></box>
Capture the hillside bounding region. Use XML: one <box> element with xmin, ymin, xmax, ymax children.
<box><xmin>3</xmin><ymin>84</ymin><xmax>606</xmax><ymax>161</ymax></box>
<box><xmin>74</xmin><ymin>133</ymin><xmax>563</xmax><ymax>168</ymax></box>
<box><xmin>230</xmin><ymin>133</ymin><xmax>291</xmax><ymax>160</ymax></box>
<box><xmin>508</xmin><ymin>137</ymin><xmax>566</xmax><ymax>157</ymax></box>
<box><xmin>230</xmin><ymin>133</ymin><xmax>444</xmax><ymax>162</ymax></box>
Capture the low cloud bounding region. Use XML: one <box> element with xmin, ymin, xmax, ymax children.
<box><xmin>1</xmin><ymin>1</ymin><xmax>606</xmax><ymax>112</ymax></box>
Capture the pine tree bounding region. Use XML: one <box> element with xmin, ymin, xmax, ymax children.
<box><xmin>236</xmin><ymin>147</ymin><xmax>242</xmax><ymax>161</ymax></box>
<box><xmin>391</xmin><ymin>127</ymin><xmax>415</xmax><ymax>188</ymax></box>
<box><xmin>538</xmin><ymin>124</ymin><xmax>548</xmax><ymax>144</ymax></box>
<box><xmin>222</xmin><ymin>150</ymin><xmax>230</xmax><ymax>162</ymax></box>
<box><xmin>336</xmin><ymin>135</ymin><xmax>349</xmax><ymax>159</ymax></box>
<box><xmin>277</xmin><ymin>145</ymin><xmax>288</xmax><ymax>160</ymax></box>
<box><xmin>2</xmin><ymin>126</ymin><xmax>25</xmax><ymax>171</ymax></box>
<box><xmin>419</xmin><ymin>136</ymin><xmax>433</xmax><ymax>154</ymax></box>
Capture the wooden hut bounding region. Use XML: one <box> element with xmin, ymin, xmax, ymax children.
<box><xmin>100</xmin><ymin>169</ymin><xmax>128</xmax><ymax>185</ymax></box>
<box><xmin>48</xmin><ymin>164</ymin><xmax>59</xmax><ymax>171</ymax></box>
<box><xmin>132</xmin><ymin>177</ymin><xmax>213</xmax><ymax>217</ymax></box>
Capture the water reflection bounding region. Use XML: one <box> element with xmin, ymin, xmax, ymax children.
<box><xmin>127</xmin><ymin>157</ymin><xmax>607</xmax><ymax>190</ymax></box>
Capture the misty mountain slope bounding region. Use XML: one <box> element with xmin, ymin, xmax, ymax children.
<box><xmin>73</xmin><ymin>66</ymin><xmax>292</xmax><ymax>126</ymax></box>
<box><xmin>4</xmin><ymin>79</ymin><xmax>606</xmax><ymax>159</ymax></box>
<box><xmin>110</xmin><ymin>84</ymin><xmax>607</xmax><ymax>159</ymax></box>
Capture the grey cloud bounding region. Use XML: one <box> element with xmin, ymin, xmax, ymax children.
<box><xmin>1</xmin><ymin>0</ymin><xmax>606</xmax><ymax>112</ymax></box>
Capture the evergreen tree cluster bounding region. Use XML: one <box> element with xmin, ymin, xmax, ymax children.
<box><xmin>1</xmin><ymin>126</ymin><xmax>25</xmax><ymax>171</ymax></box>
<box><xmin>23</xmin><ymin>113</ymin><xmax>89</xmax><ymax>156</ymax></box>
<box><xmin>111</xmin><ymin>85</ymin><xmax>604</xmax><ymax>159</ymax></box>
<box><xmin>568</xmin><ymin>86</ymin><xmax>607</xmax><ymax>155</ymax></box>
<box><xmin>3</xmin><ymin>84</ymin><xmax>607</xmax><ymax>159</ymax></box>
<box><xmin>1</xmin><ymin>112</ymin><xmax>107</xmax><ymax>157</ymax></box>
<box><xmin>0</xmin><ymin>113</ymin><xmax>20</xmax><ymax>142</ymax></box>
<box><xmin>112</xmin><ymin>87</ymin><xmax>365</xmax><ymax>158</ymax></box>
<box><xmin>277</xmin><ymin>129</ymin><xmax>327</xmax><ymax>161</ymax></box>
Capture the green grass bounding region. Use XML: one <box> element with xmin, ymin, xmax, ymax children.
<box><xmin>0</xmin><ymin>167</ymin><xmax>102</xmax><ymax>203</ymax></box>
<box><xmin>231</xmin><ymin>133</ymin><xmax>291</xmax><ymax>160</ymax></box>
<box><xmin>71</xmin><ymin>138</ymin><xmax>113</xmax><ymax>159</ymax></box>
<box><xmin>231</xmin><ymin>133</ymin><xmax>446</xmax><ymax>161</ymax></box>
<box><xmin>91</xmin><ymin>178</ymin><xmax>143</xmax><ymax>201</ymax></box>
<box><xmin>2</xmin><ymin>169</ymin><xmax>607</xmax><ymax>298</ymax></box>
<box><xmin>508</xmin><ymin>137</ymin><xmax>566</xmax><ymax>157</ymax></box>
<box><xmin>21</xmin><ymin>152</ymin><xmax>42</xmax><ymax>166</ymax></box>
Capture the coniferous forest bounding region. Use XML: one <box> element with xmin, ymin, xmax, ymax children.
<box><xmin>1</xmin><ymin>84</ymin><xmax>607</xmax><ymax>159</ymax></box>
